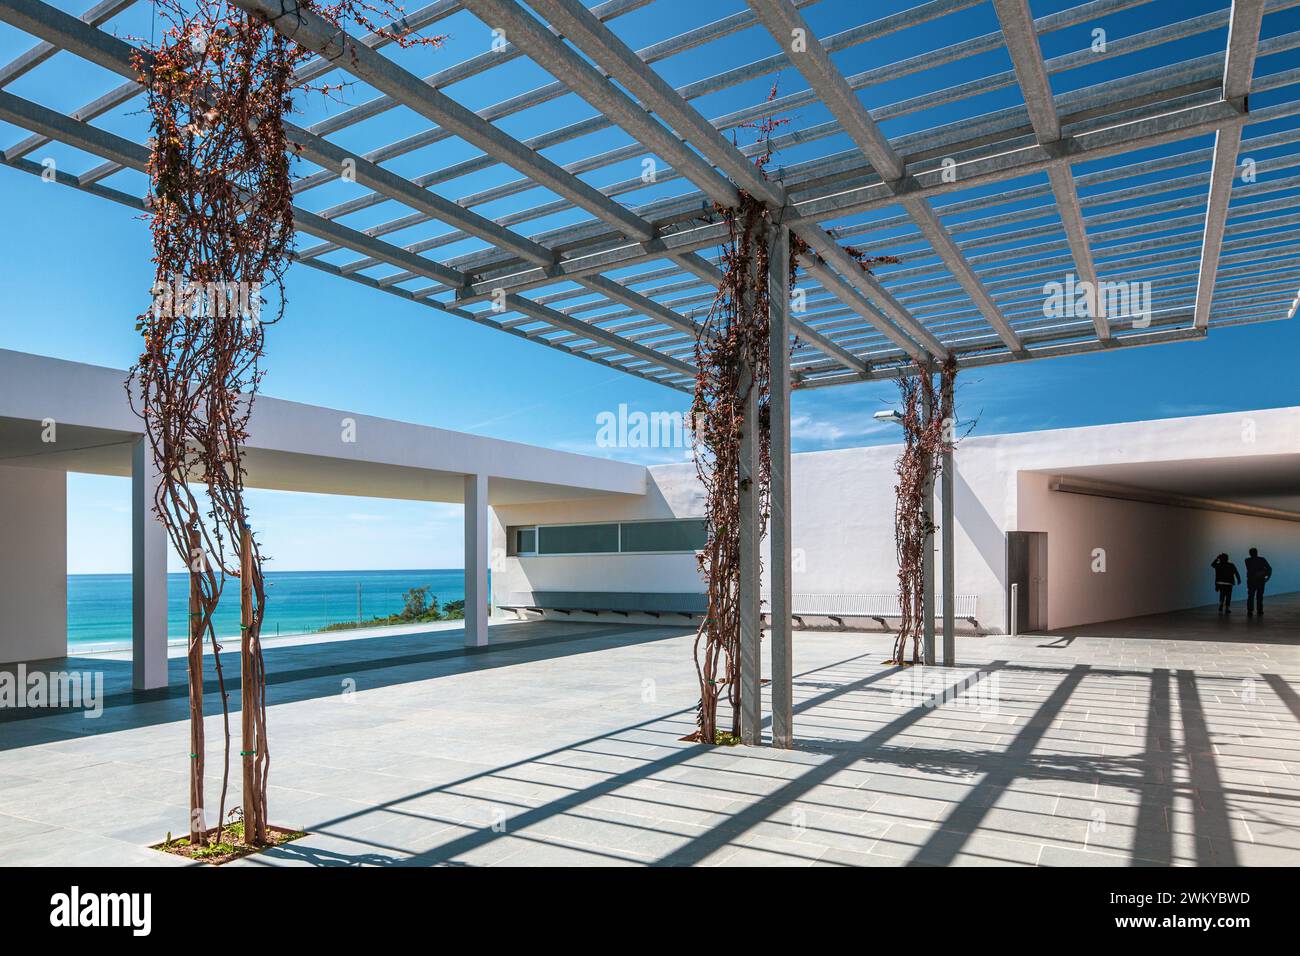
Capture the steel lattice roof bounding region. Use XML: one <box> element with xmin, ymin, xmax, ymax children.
<box><xmin>1</xmin><ymin>0</ymin><xmax>1296</xmax><ymax>392</ymax></box>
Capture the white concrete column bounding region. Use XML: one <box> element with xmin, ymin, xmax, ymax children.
<box><xmin>0</xmin><ymin>464</ymin><xmax>67</xmax><ymax>664</ymax></box>
<box><xmin>132</xmin><ymin>439</ymin><xmax>169</xmax><ymax>690</ymax></box>
<box><xmin>463</xmin><ymin>472</ymin><xmax>489</xmax><ymax>648</ymax></box>
<box><xmin>768</xmin><ymin>223</ymin><xmax>794</xmax><ymax>749</ymax></box>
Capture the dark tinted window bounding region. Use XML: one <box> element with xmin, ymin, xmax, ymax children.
<box><xmin>620</xmin><ymin>519</ymin><xmax>707</xmax><ymax>552</ymax></box>
<box><xmin>538</xmin><ymin>523</ymin><xmax>619</xmax><ymax>554</ymax></box>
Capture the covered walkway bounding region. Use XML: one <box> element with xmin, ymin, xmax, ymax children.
<box><xmin>1045</xmin><ymin>590</ymin><xmax>1300</xmax><ymax>645</ymax></box>
<box><xmin>0</xmin><ymin>348</ymin><xmax>649</xmax><ymax>685</ymax></box>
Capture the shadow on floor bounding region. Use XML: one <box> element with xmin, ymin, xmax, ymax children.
<box><xmin>1037</xmin><ymin>590</ymin><xmax>1300</xmax><ymax>646</ymax></box>
<box><xmin>287</xmin><ymin>651</ymin><xmax>1289</xmax><ymax>867</ymax></box>
<box><xmin>0</xmin><ymin>619</ymin><xmax>692</xmax><ymax>750</ymax></box>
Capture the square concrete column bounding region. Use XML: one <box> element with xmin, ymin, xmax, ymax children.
<box><xmin>132</xmin><ymin>438</ymin><xmax>169</xmax><ymax>690</ymax></box>
<box><xmin>463</xmin><ymin>473</ymin><xmax>489</xmax><ymax>648</ymax></box>
<box><xmin>0</xmin><ymin>464</ymin><xmax>67</xmax><ymax>664</ymax></box>
<box><xmin>767</xmin><ymin>223</ymin><xmax>794</xmax><ymax>749</ymax></box>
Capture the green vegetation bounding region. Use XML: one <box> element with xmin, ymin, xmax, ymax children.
<box><xmin>318</xmin><ymin>586</ymin><xmax>466</xmax><ymax>633</ymax></box>
<box><xmin>158</xmin><ymin>814</ymin><xmax>307</xmax><ymax>865</ymax></box>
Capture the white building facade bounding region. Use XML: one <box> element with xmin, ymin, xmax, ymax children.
<box><xmin>494</xmin><ymin>407</ymin><xmax>1300</xmax><ymax>633</ymax></box>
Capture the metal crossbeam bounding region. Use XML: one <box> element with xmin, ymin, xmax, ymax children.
<box><xmin>461</xmin><ymin>0</ymin><xmax>740</xmax><ymax>209</ymax></box>
<box><xmin>478</xmin><ymin>0</ymin><xmax>945</xmax><ymax>363</ymax></box>
<box><xmin>746</xmin><ymin>0</ymin><xmax>1024</xmax><ymax>353</ymax></box>
<box><xmin>0</xmin><ymin>0</ymin><xmax>707</xmax><ymax>384</ymax></box>
<box><xmin>1194</xmin><ymin>0</ymin><xmax>1267</xmax><ymax>328</ymax></box>
<box><xmin>0</xmin><ymin>0</ymin><xmax>1290</xmax><ymax>392</ymax></box>
<box><xmin>233</xmin><ymin>0</ymin><xmax>656</xmax><ymax>242</ymax></box>
<box><xmin>993</xmin><ymin>0</ymin><xmax>1109</xmax><ymax>340</ymax></box>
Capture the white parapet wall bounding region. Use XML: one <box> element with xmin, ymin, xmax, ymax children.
<box><xmin>0</xmin><ymin>465</ymin><xmax>67</xmax><ymax>663</ymax></box>
<box><xmin>494</xmin><ymin>407</ymin><xmax>1300</xmax><ymax>633</ymax></box>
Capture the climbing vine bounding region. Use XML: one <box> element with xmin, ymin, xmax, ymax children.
<box><xmin>128</xmin><ymin>0</ymin><xmax>440</xmax><ymax>846</ymax></box>
<box><xmin>689</xmin><ymin>192</ymin><xmax>778</xmax><ymax>744</ymax></box>
<box><xmin>889</xmin><ymin>359</ymin><xmax>958</xmax><ymax>665</ymax></box>
<box><xmin>689</xmin><ymin>92</ymin><xmax>901</xmax><ymax>741</ymax></box>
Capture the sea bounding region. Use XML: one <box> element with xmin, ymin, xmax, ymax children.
<box><xmin>67</xmin><ymin>569</ymin><xmax>472</xmax><ymax>648</ymax></box>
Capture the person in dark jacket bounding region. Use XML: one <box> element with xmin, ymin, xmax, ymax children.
<box><xmin>1212</xmin><ymin>553</ymin><xmax>1241</xmax><ymax>614</ymax></box>
<box><xmin>1244</xmin><ymin>547</ymin><xmax>1273</xmax><ymax>616</ymax></box>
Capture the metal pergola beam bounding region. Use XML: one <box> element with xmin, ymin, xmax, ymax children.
<box><xmin>0</xmin><ymin>0</ymin><xmax>1290</xmax><ymax>391</ymax></box>
<box><xmin>746</xmin><ymin>0</ymin><xmax>1024</xmax><ymax>353</ymax></box>
<box><xmin>0</xmin><ymin>0</ymin><xmax>705</xmax><ymax>385</ymax></box>
<box><xmin>233</xmin><ymin>0</ymin><xmax>656</xmax><ymax>242</ymax></box>
<box><xmin>458</xmin><ymin>0</ymin><xmax>950</xmax><ymax>364</ymax></box>
<box><xmin>1194</xmin><ymin>0</ymin><xmax>1267</xmax><ymax>328</ymax></box>
<box><xmin>461</xmin><ymin>0</ymin><xmax>740</xmax><ymax>210</ymax></box>
<box><xmin>992</xmin><ymin>0</ymin><xmax>1109</xmax><ymax>340</ymax></box>
<box><xmin>294</xmin><ymin>1</ymin><xmax>1291</xmax><ymax>282</ymax></box>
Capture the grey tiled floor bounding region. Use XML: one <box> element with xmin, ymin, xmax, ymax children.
<box><xmin>2</xmin><ymin>600</ymin><xmax>1298</xmax><ymax>866</ymax></box>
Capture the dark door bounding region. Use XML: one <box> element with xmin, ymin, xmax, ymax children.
<box><xmin>1006</xmin><ymin>531</ymin><xmax>1048</xmax><ymax>633</ymax></box>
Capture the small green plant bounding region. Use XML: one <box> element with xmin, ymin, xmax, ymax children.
<box><xmin>318</xmin><ymin>587</ymin><xmax>464</xmax><ymax>632</ymax></box>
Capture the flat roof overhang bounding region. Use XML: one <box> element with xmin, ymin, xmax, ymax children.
<box><xmin>0</xmin><ymin>350</ymin><xmax>648</xmax><ymax>505</ymax></box>
<box><xmin>1046</xmin><ymin>452</ymin><xmax>1300</xmax><ymax>515</ymax></box>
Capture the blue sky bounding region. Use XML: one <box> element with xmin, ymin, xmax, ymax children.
<box><xmin>0</xmin><ymin>0</ymin><xmax>1297</xmax><ymax>572</ymax></box>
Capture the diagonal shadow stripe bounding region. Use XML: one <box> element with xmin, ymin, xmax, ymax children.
<box><xmin>654</xmin><ymin>662</ymin><xmax>1007</xmax><ymax>866</ymax></box>
<box><xmin>0</xmin><ymin>624</ymin><xmax>660</xmax><ymax>725</ymax></box>
<box><xmin>1176</xmin><ymin>668</ymin><xmax>1239</xmax><ymax>865</ymax></box>
<box><xmin>905</xmin><ymin>663</ymin><xmax>1089</xmax><ymax>866</ymax></box>
<box><xmin>322</xmin><ymin>652</ymin><xmax>906</xmax><ymax>865</ymax></box>
<box><xmin>1261</xmin><ymin>672</ymin><xmax>1300</xmax><ymax>722</ymax></box>
<box><xmin>1131</xmin><ymin>667</ymin><xmax>1174</xmax><ymax>866</ymax></box>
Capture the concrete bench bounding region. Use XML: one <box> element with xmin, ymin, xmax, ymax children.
<box><xmin>499</xmin><ymin>591</ymin><xmax>708</xmax><ymax>620</ymax></box>
<box><xmin>501</xmin><ymin>591</ymin><xmax>978</xmax><ymax>628</ymax></box>
<box><xmin>765</xmin><ymin>592</ymin><xmax>978</xmax><ymax>628</ymax></box>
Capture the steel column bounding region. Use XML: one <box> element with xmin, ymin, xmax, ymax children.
<box><xmin>768</xmin><ymin>223</ymin><xmax>794</xmax><ymax>748</ymax></box>
<box><xmin>922</xmin><ymin>379</ymin><xmax>936</xmax><ymax>666</ymax></box>
<box><xmin>738</xmin><ymin>258</ymin><xmax>763</xmax><ymax>746</ymax></box>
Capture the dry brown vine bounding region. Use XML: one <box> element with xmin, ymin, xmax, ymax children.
<box><xmin>888</xmin><ymin>359</ymin><xmax>958</xmax><ymax>665</ymax></box>
<box><xmin>128</xmin><ymin>0</ymin><xmax>440</xmax><ymax>845</ymax></box>
<box><xmin>688</xmin><ymin>89</ymin><xmax>901</xmax><ymax>741</ymax></box>
<box><xmin>689</xmin><ymin>192</ymin><xmax>777</xmax><ymax>744</ymax></box>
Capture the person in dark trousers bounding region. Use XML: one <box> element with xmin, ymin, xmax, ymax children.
<box><xmin>1244</xmin><ymin>547</ymin><xmax>1273</xmax><ymax>616</ymax></box>
<box><xmin>1212</xmin><ymin>553</ymin><xmax>1241</xmax><ymax>614</ymax></box>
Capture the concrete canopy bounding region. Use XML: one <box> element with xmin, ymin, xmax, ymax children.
<box><xmin>0</xmin><ymin>350</ymin><xmax>648</xmax><ymax>505</ymax></box>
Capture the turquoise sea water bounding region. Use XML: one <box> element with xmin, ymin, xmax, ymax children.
<box><xmin>67</xmin><ymin>569</ymin><xmax>474</xmax><ymax>647</ymax></box>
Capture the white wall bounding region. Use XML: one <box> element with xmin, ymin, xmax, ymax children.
<box><xmin>1018</xmin><ymin>471</ymin><xmax>1300</xmax><ymax>628</ymax></box>
<box><xmin>0</xmin><ymin>465</ymin><xmax>67</xmax><ymax>663</ymax></box>
<box><xmin>493</xmin><ymin>407</ymin><xmax>1300</xmax><ymax>634</ymax></box>
<box><xmin>493</xmin><ymin>462</ymin><xmax>708</xmax><ymax>597</ymax></box>
<box><xmin>494</xmin><ymin>443</ymin><xmax>1014</xmax><ymax>631</ymax></box>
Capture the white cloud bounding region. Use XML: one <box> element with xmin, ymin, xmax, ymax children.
<box><xmin>790</xmin><ymin>413</ymin><xmax>893</xmax><ymax>448</ymax></box>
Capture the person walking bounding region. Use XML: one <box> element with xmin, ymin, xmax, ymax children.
<box><xmin>1244</xmin><ymin>547</ymin><xmax>1273</xmax><ymax>616</ymax></box>
<box><xmin>1212</xmin><ymin>553</ymin><xmax>1241</xmax><ymax>614</ymax></box>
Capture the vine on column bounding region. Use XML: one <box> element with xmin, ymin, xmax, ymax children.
<box><xmin>130</xmin><ymin>0</ymin><xmax>440</xmax><ymax>847</ymax></box>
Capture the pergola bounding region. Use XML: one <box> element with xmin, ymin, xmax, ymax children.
<box><xmin>1</xmin><ymin>0</ymin><xmax>1294</xmax><ymax>748</ymax></box>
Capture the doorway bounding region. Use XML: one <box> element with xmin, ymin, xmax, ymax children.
<box><xmin>1007</xmin><ymin>531</ymin><xmax>1048</xmax><ymax>633</ymax></box>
